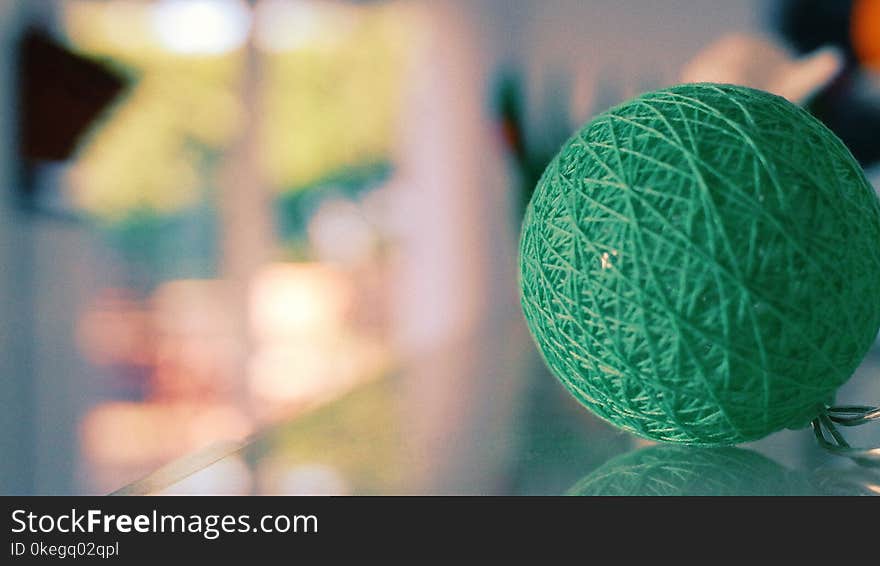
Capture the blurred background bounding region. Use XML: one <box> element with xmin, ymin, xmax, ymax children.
<box><xmin>1</xmin><ymin>0</ymin><xmax>879</xmax><ymax>495</ymax></box>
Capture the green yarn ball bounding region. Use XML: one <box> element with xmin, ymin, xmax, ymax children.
<box><xmin>566</xmin><ymin>446</ymin><xmax>818</xmax><ymax>496</ymax></box>
<box><xmin>520</xmin><ymin>83</ymin><xmax>880</xmax><ymax>446</ymax></box>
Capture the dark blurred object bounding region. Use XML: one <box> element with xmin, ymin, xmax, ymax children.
<box><xmin>809</xmin><ymin>78</ymin><xmax>880</xmax><ymax>167</ymax></box>
<box><xmin>775</xmin><ymin>0</ymin><xmax>856</xmax><ymax>60</ymax></box>
<box><xmin>774</xmin><ymin>0</ymin><xmax>880</xmax><ymax>167</ymax></box>
<box><xmin>491</xmin><ymin>69</ymin><xmax>573</xmax><ymax>215</ymax></box>
<box><xmin>16</xmin><ymin>28</ymin><xmax>126</xmax><ymax>200</ymax></box>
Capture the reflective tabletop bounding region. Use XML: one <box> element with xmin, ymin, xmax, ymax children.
<box><xmin>115</xmin><ymin>346</ymin><xmax>880</xmax><ymax>496</ymax></box>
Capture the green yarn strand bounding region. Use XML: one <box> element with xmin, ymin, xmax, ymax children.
<box><xmin>520</xmin><ymin>83</ymin><xmax>880</xmax><ymax>446</ymax></box>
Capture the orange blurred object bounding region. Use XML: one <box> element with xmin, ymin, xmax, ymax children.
<box><xmin>80</xmin><ymin>401</ymin><xmax>251</xmax><ymax>468</ymax></box>
<box><xmin>853</xmin><ymin>0</ymin><xmax>880</xmax><ymax>70</ymax></box>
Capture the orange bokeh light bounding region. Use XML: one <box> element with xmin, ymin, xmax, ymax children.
<box><xmin>853</xmin><ymin>0</ymin><xmax>880</xmax><ymax>71</ymax></box>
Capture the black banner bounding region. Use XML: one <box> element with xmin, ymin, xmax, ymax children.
<box><xmin>1</xmin><ymin>496</ymin><xmax>872</xmax><ymax>560</ymax></box>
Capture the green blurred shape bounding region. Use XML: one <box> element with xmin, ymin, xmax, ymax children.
<box><xmin>567</xmin><ymin>445</ymin><xmax>819</xmax><ymax>496</ymax></box>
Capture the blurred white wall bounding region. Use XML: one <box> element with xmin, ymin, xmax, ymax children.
<box><xmin>392</xmin><ymin>0</ymin><xmax>527</xmax><ymax>493</ymax></box>
<box><xmin>0</xmin><ymin>0</ymin><xmax>32</xmax><ymax>495</ymax></box>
